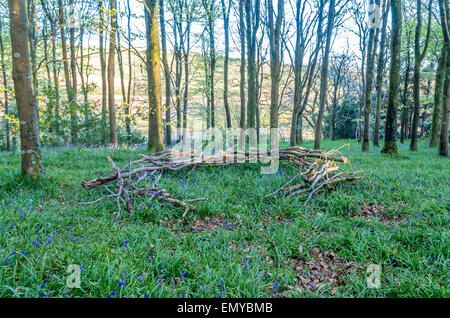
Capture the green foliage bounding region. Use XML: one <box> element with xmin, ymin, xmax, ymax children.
<box><xmin>0</xmin><ymin>140</ymin><xmax>447</xmax><ymax>297</ymax></box>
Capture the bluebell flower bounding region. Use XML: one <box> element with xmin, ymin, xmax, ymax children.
<box><xmin>107</xmin><ymin>288</ymin><xmax>116</xmax><ymax>298</ymax></box>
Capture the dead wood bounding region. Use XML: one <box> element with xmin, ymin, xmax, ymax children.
<box><xmin>79</xmin><ymin>146</ymin><xmax>360</xmax><ymax>221</ymax></box>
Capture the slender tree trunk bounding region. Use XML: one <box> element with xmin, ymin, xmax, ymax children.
<box><xmin>430</xmin><ymin>46</ymin><xmax>447</xmax><ymax>147</ymax></box>
<box><xmin>221</xmin><ymin>0</ymin><xmax>231</xmax><ymax>128</ymax></box>
<box><xmin>117</xmin><ymin>31</ymin><xmax>130</xmax><ymax>142</ymax></box>
<box><xmin>289</xmin><ymin>0</ymin><xmax>304</xmax><ymax>146</ymax></box>
<box><xmin>8</xmin><ymin>0</ymin><xmax>43</xmax><ymax>177</ymax></box>
<box><xmin>51</xmin><ymin>23</ymin><xmax>60</xmax><ymax>135</ymax></box>
<box><xmin>58</xmin><ymin>0</ymin><xmax>77</xmax><ymax>143</ymax></box>
<box><xmin>314</xmin><ymin>0</ymin><xmax>335</xmax><ymax>149</ymax></box>
<box><xmin>204</xmin><ymin>1</ymin><xmax>215</xmax><ymax>128</ymax></box>
<box><xmin>159</xmin><ymin>0</ymin><xmax>171</xmax><ymax>145</ymax></box>
<box><xmin>145</xmin><ymin>0</ymin><xmax>164</xmax><ymax>152</ymax></box>
<box><xmin>245</xmin><ymin>0</ymin><xmax>260</xmax><ymax>134</ymax></box>
<box><xmin>238</xmin><ymin>0</ymin><xmax>246</xmax><ymax>148</ymax></box>
<box><xmin>268</xmin><ymin>0</ymin><xmax>283</xmax><ymax>131</ymax></box>
<box><xmin>68</xmin><ymin>0</ymin><xmax>78</xmax><ymax>143</ymax></box>
<box><xmin>374</xmin><ymin>1</ymin><xmax>389</xmax><ymax>147</ymax></box>
<box><xmin>99</xmin><ymin>0</ymin><xmax>108</xmax><ymax>144</ymax></box>
<box><xmin>0</xmin><ymin>19</ymin><xmax>10</xmax><ymax>151</ymax></box>
<box><xmin>410</xmin><ymin>0</ymin><xmax>431</xmax><ymax>151</ymax></box>
<box><xmin>126</xmin><ymin>0</ymin><xmax>133</xmax><ymax>139</ymax></box>
<box><xmin>400</xmin><ymin>31</ymin><xmax>411</xmax><ymax>144</ymax></box>
<box><xmin>107</xmin><ymin>0</ymin><xmax>118</xmax><ymax>145</ymax></box>
<box><xmin>182</xmin><ymin>21</ymin><xmax>191</xmax><ymax>134</ymax></box>
<box><xmin>381</xmin><ymin>0</ymin><xmax>402</xmax><ymax>154</ymax></box>
<box><xmin>362</xmin><ymin>0</ymin><xmax>380</xmax><ymax>152</ymax></box>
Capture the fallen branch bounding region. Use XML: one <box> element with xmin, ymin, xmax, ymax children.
<box><xmin>79</xmin><ymin>146</ymin><xmax>360</xmax><ymax>221</ymax></box>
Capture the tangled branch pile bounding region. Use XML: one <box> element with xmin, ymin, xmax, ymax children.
<box><xmin>79</xmin><ymin>146</ymin><xmax>361</xmax><ymax>221</ymax></box>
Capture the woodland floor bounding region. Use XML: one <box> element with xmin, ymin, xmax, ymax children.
<box><xmin>0</xmin><ymin>139</ymin><xmax>448</xmax><ymax>297</ymax></box>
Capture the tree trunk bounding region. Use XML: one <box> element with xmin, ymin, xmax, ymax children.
<box><xmin>159</xmin><ymin>0</ymin><xmax>171</xmax><ymax>145</ymax></box>
<box><xmin>238</xmin><ymin>0</ymin><xmax>246</xmax><ymax>149</ymax></box>
<box><xmin>362</xmin><ymin>0</ymin><xmax>380</xmax><ymax>152</ymax></box>
<box><xmin>221</xmin><ymin>0</ymin><xmax>232</xmax><ymax>128</ymax></box>
<box><xmin>117</xmin><ymin>30</ymin><xmax>130</xmax><ymax>142</ymax></box>
<box><xmin>245</xmin><ymin>0</ymin><xmax>260</xmax><ymax>137</ymax></box>
<box><xmin>438</xmin><ymin>0</ymin><xmax>449</xmax><ymax>157</ymax></box>
<box><xmin>68</xmin><ymin>0</ymin><xmax>78</xmax><ymax>143</ymax></box>
<box><xmin>107</xmin><ymin>0</ymin><xmax>118</xmax><ymax>145</ymax></box>
<box><xmin>381</xmin><ymin>0</ymin><xmax>402</xmax><ymax>154</ymax></box>
<box><xmin>314</xmin><ymin>0</ymin><xmax>335</xmax><ymax>150</ymax></box>
<box><xmin>8</xmin><ymin>0</ymin><xmax>43</xmax><ymax>177</ymax></box>
<box><xmin>400</xmin><ymin>31</ymin><xmax>411</xmax><ymax>144</ymax></box>
<box><xmin>429</xmin><ymin>46</ymin><xmax>447</xmax><ymax>147</ymax></box>
<box><xmin>289</xmin><ymin>0</ymin><xmax>305</xmax><ymax>146</ymax></box>
<box><xmin>374</xmin><ymin>0</ymin><xmax>389</xmax><ymax>147</ymax></box>
<box><xmin>183</xmin><ymin>19</ymin><xmax>191</xmax><ymax>134</ymax></box>
<box><xmin>0</xmin><ymin>18</ymin><xmax>10</xmax><ymax>151</ymax></box>
<box><xmin>268</xmin><ymin>0</ymin><xmax>283</xmax><ymax>131</ymax></box>
<box><xmin>58</xmin><ymin>0</ymin><xmax>76</xmax><ymax>143</ymax></box>
<box><xmin>145</xmin><ymin>0</ymin><xmax>164</xmax><ymax>152</ymax></box>
<box><xmin>410</xmin><ymin>0</ymin><xmax>431</xmax><ymax>151</ymax></box>
<box><xmin>99</xmin><ymin>0</ymin><xmax>108</xmax><ymax>144</ymax></box>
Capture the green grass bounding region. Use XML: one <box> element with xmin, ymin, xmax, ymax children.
<box><xmin>0</xmin><ymin>140</ymin><xmax>448</xmax><ymax>298</ymax></box>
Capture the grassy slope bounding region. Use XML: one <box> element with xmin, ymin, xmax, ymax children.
<box><xmin>0</xmin><ymin>140</ymin><xmax>448</xmax><ymax>298</ymax></box>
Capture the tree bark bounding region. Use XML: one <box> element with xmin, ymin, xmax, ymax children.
<box><xmin>0</xmin><ymin>18</ymin><xmax>10</xmax><ymax>151</ymax></box>
<box><xmin>400</xmin><ymin>30</ymin><xmax>411</xmax><ymax>144</ymax></box>
<box><xmin>429</xmin><ymin>45</ymin><xmax>447</xmax><ymax>147</ymax></box>
<box><xmin>145</xmin><ymin>0</ymin><xmax>164</xmax><ymax>152</ymax></box>
<box><xmin>381</xmin><ymin>0</ymin><xmax>402</xmax><ymax>154</ymax></box>
<box><xmin>438</xmin><ymin>0</ymin><xmax>449</xmax><ymax>157</ymax></box>
<box><xmin>107</xmin><ymin>0</ymin><xmax>118</xmax><ymax>145</ymax></box>
<box><xmin>267</xmin><ymin>0</ymin><xmax>283</xmax><ymax>131</ymax></box>
<box><xmin>159</xmin><ymin>0</ymin><xmax>171</xmax><ymax>145</ymax></box>
<box><xmin>374</xmin><ymin>0</ymin><xmax>389</xmax><ymax>147</ymax></box>
<box><xmin>314</xmin><ymin>0</ymin><xmax>335</xmax><ymax>149</ymax></box>
<box><xmin>8</xmin><ymin>0</ymin><xmax>43</xmax><ymax>177</ymax></box>
<box><xmin>245</xmin><ymin>0</ymin><xmax>260</xmax><ymax>137</ymax></box>
<box><xmin>362</xmin><ymin>0</ymin><xmax>380</xmax><ymax>152</ymax></box>
<box><xmin>410</xmin><ymin>0</ymin><xmax>432</xmax><ymax>151</ymax></box>
<box><xmin>238</xmin><ymin>0</ymin><xmax>246</xmax><ymax>148</ymax></box>
<box><xmin>221</xmin><ymin>0</ymin><xmax>232</xmax><ymax>128</ymax></box>
<box><xmin>99</xmin><ymin>0</ymin><xmax>108</xmax><ymax>144</ymax></box>
<box><xmin>58</xmin><ymin>0</ymin><xmax>77</xmax><ymax>143</ymax></box>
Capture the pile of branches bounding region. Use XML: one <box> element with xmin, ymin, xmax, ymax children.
<box><xmin>79</xmin><ymin>146</ymin><xmax>361</xmax><ymax>221</ymax></box>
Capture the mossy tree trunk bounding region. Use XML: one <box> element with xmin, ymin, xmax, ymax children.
<box><xmin>400</xmin><ymin>30</ymin><xmax>411</xmax><ymax>144</ymax></box>
<box><xmin>438</xmin><ymin>0</ymin><xmax>449</xmax><ymax>157</ymax></box>
<box><xmin>145</xmin><ymin>0</ymin><xmax>164</xmax><ymax>152</ymax></box>
<box><xmin>430</xmin><ymin>46</ymin><xmax>447</xmax><ymax>147</ymax></box>
<box><xmin>381</xmin><ymin>0</ymin><xmax>402</xmax><ymax>155</ymax></box>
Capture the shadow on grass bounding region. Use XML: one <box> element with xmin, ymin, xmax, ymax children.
<box><xmin>0</xmin><ymin>171</ymin><xmax>60</xmax><ymax>197</ymax></box>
